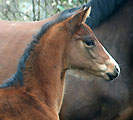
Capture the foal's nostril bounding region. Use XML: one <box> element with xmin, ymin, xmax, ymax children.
<box><xmin>115</xmin><ymin>66</ymin><xmax>119</xmax><ymax>73</ymax></box>
<box><xmin>106</xmin><ymin>67</ymin><xmax>119</xmax><ymax>81</ymax></box>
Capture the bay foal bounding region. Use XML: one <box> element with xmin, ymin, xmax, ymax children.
<box><xmin>0</xmin><ymin>7</ymin><xmax>120</xmax><ymax>120</ymax></box>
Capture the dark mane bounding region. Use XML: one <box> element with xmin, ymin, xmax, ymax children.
<box><xmin>57</xmin><ymin>0</ymin><xmax>125</xmax><ymax>29</ymax></box>
<box><xmin>86</xmin><ymin>0</ymin><xmax>125</xmax><ymax>28</ymax></box>
<box><xmin>0</xmin><ymin>0</ymin><xmax>125</xmax><ymax>88</ymax></box>
<box><xmin>0</xmin><ymin>8</ymin><xmax>78</xmax><ymax>88</ymax></box>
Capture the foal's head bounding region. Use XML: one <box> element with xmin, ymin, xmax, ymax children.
<box><xmin>43</xmin><ymin>7</ymin><xmax>120</xmax><ymax>81</ymax></box>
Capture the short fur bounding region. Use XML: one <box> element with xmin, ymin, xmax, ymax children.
<box><xmin>60</xmin><ymin>0</ymin><xmax>133</xmax><ymax>120</ymax></box>
<box><xmin>0</xmin><ymin>6</ymin><xmax>118</xmax><ymax>120</ymax></box>
<box><xmin>0</xmin><ymin>8</ymin><xmax>81</xmax><ymax>88</ymax></box>
<box><xmin>0</xmin><ymin>0</ymin><xmax>131</xmax><ymax>120</ymax></box>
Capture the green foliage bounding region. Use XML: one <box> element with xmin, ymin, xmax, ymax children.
<box><xmin>57</xmin><ymin>5</ymin><xmax>65</xmax><ymax>11</ymax></box>
<box><xmin>0</xmin><ymin>0</ymin><xmax>88</xmax><ymax>21</ymax></box>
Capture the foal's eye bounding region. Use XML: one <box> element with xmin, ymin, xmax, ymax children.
<box><xmin>84</xmin><ymin>40</ymin><xmax>95</xmax><ymax>46</ymax></box>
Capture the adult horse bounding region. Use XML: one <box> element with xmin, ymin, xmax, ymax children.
<box><xmin>0</xmin><ymin>0</ymin><xmax>124</xmax><ymax>83</ymax></box>
<box><xmin>0</xmin><ymin>0</ymin><xmax>132</xmax><ymax>119</ymax></box>
<box><xmin>60</xmin><ymin>0</ymin><xmax>133</xmax><ymax>120</ymax></box>
<box><xmin>0</xmin><ymin>7</ymin><xmax>120</xmax><ymax>119</ymax></box>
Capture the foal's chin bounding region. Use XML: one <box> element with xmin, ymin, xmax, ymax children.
<box><xmin>98</xmin><ymin>71</ymin><xmax>120</xmax><ymax>81</ymax></box>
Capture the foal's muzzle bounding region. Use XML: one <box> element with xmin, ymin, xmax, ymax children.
<box><xmin>106</xmin><ymin>66</ymin><xmax>120</xmax><ymax>81</ymax></box>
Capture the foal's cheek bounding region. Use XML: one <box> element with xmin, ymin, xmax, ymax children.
<box><xmin>67</xmin><ymin>41</ymin><xmax>85</xmax><ymax>66</ymax></box>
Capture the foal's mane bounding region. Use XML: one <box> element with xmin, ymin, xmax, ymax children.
<box><xmin>0</xmin><ymin>0</ymin><xmax>125</xmax><ymax>88</ymax></box>
<box><xmin>0</xmin><ymin>7</ymin><xmax>81</xmax><ymax>88</ymax></box>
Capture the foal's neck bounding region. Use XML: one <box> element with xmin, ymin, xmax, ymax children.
<box><xmin>23</xmin><ymin>35</ymin><xmax>67</xmax><ymax>112</ymax></box>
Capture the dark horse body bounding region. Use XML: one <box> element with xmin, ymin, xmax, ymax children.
<box><xmin>0</xmin><ymin>0</ymin><xmax>132</xmax><ymax>120</ymax></box>
<box><xmin>0</xmin><ymin>5</ymin><xmax>120</xmax><ymax>119</ymax></box>
<box><xmin>60</xmin><ymin>0</ymin><xmax>133</xmax><ymax>120</ymax></box>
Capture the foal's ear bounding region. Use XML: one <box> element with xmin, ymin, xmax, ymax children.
<box><xmin>65</xmin><ymin>7</ymin><xmax>91</xmax><ymax>33</ymax></box>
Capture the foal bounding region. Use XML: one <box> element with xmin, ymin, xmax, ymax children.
<box><xmin>0</xmin><ymin>7</ymin><xmax>120</xmax><ymax>120</ymax></box>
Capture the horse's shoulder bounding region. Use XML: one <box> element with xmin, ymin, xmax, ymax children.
<box><xmin>0</xmin><ymin>88</ymin><xmax>58</xmax><ymax>119</ymax></box>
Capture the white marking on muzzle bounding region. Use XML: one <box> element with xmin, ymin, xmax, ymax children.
<box><xmin>98</xmin><ymin>64</ymin><xmax>107</xmax><ymax>71</ymax></box>
<box><xmin>102</xmin><ymin>46</ymin><xmax>120</xmax><ymax>74</ymax></box>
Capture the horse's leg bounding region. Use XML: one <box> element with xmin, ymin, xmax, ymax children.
<box><xmin>115</xmin><ymin>107</ymin><xmax>133</xmax><ymax>120</ymax></box>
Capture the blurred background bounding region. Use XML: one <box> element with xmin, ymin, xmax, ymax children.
<box><xmin>0</xmin><ymin>0</ymin><xmax>88</xmax><ymax>21</ymax></box>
